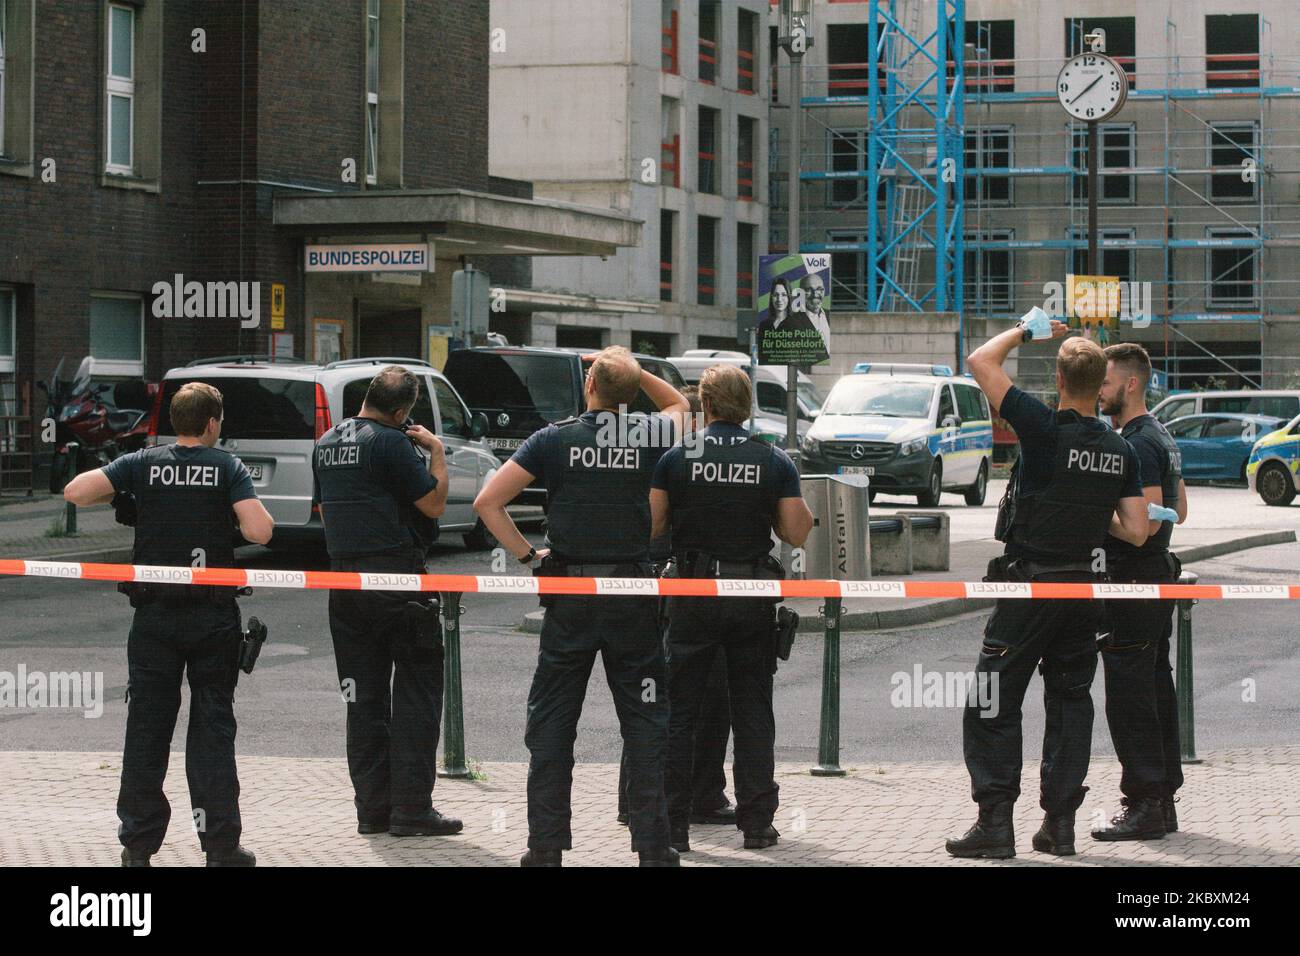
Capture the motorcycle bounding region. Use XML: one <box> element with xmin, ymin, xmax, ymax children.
<box><xmin>36</xmin><ymin>357</ymin><xmax>153</xmax><ymax>492</ymax></box>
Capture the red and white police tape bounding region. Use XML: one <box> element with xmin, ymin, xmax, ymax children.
<box><xmin>1</xmin><ymin>559</ymin><xmax>1297</xmax><ymax>600</ymax></box>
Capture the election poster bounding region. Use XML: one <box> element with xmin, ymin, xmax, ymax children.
<box><xmin>755</xmin><ymin>253</ymin><xmax>832</xmax><ymax>366</ymax></box>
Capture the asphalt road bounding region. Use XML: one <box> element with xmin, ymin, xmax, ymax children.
<box><xmin>2</xmin><ymin>532</ymin><xmax>1295</xmax><ymax>767</ymax></box>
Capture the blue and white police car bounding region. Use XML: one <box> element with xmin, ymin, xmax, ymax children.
<box><xmin>1246</xmin><ymin>413</ymin><xmax>1300</xmax><ymax>506</ymax></box>
<box><xmin>799</xmin><ymin>364</ymin><xmax>994</xmax><ymax>506</ymax></box>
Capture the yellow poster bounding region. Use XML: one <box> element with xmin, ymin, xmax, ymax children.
<box><xmin>426</xmin><ymin>329</ymin><xmax>449</xmax><ymax>371</ymax></box>
<box><xmin>270</xmin><ymin>283</ymin><xmax>286</xmax><ymax>330</ymax></box>
<box><xmin>1065</xmin><ymin>274</ymin><xmax>1120</xmax><ymax>329</ymax></box>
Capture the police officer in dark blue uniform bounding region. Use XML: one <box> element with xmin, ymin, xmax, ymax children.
<box><xmin>313</xmin><ymin>366</ymin><xmax>461</xmax><ymax>838</ymax></box>
<box><xmin>1094</xmin><ymin>343</ymin><xmax>1189</xmax><ymax>841</ymax></box>
<box><xmin>474</xmin><ymin>346</ymin><xmax>689</xmax><ymax>867</ymax></box>
<box><xmin>651</xmin><ymin>364</ymin><xmax>812</xmax><ymax>853</ymax></box>
<box><xmin>65</xmin><ymin>382</ymin><xmax>275</xmax><ymax>867</ymax></box>
<box><xmin>947</xmin><ymin>325</ymin><xmax>1150</xmax><ymax>859</ymax></box>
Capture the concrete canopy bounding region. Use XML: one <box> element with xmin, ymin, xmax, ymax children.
<box><xmin>272</xmin><ymin>188</ymin><xmax>642</xmax><ymax>258</ymax></box>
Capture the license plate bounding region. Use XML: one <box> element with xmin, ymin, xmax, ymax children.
<box><xmin>246</xmin><ymin>463</ymin><xmax>264</xmax><ymax>480</ymax></box>
<box><xmin>487</xmin><ymin>437</ymin><xmax>524</xmax><ymax>451</ymax></box>
<box><xmin>839</xmin><ymin>466</ymin><xmax>875</xmax><ymax>476</ymax></box>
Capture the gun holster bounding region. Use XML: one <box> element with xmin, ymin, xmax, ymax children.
<box><xmin>239</xmin><ymin>617</ymin><xmax>268</xmax><ymax>674</ymax></box>
<box><xmin>399</xmin><ymin>597</ymin><xmax>443</xmax><ymax>653</ymax></box>
<box><xmin>774</xmin><ymin>606</ymin><xmax>799</xmax><ymax>663</ymax></box>
<box><xmin>534</xmin><ymin>554</ymin><xmax>565</xmax><ymax>609</ymax></box>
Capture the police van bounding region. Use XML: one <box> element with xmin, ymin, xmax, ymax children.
<box><xmin>1246</xmin><ymin>412</ymin><xmax>1300</xmax><ymax>506</ymax></box>
<box><xmin>151</xmin><ymin>356</ymin><xmax>502</xmax><ymax>550</ymax></box>
<box><xmin>799</xmin><ymin>364</ymin><xmax>994</xmax><ymax>506</ymax></box>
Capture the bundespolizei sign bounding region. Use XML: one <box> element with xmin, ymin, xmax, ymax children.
<box><xmin>756</xmin><ymin>253</ymin><xmax>832</xmax><ymax>365</ymax></box>
<box><xmin>304</xmin><ymin>243</ymin><xmax>433</xmax><ymax>273</ymax></box>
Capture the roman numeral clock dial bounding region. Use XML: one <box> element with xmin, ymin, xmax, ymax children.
<box><xmin>1057</xmin><ymin>53</ymin><xmax>1128</xmax><ymax>121</ymax></box>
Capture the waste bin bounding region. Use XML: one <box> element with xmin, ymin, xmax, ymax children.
<box><xmin>800</xmin><ymin>474</ymin><xmax>871</xmax><ymax>580</ymax></box>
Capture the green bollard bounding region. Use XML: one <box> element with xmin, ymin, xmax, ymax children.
<box><xmin>1175</xmin><ymin>570</ymin><xmax>1202</xmax><ymax>765</ymax></box>
<box><xmin>811</xmin><ymin>596</ymin><xmax>846</xmax><ymax>776</ymax></box>
<box><xmin>438</xmin><ymin>592</ymin><xmax>470</xmax><ymax>778</ymax></box>
<box><xmin>64</xmin><ymin>500</ymin><xmax>77</xmax><ymax>535</ymax></box>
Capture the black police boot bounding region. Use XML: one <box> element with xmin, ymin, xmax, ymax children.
<box><xmin>1091</xmin><ymin>797</ymin><xmax>1167</xmax><ymax>841</ymax></box>
<box><xmin>120</xmin><ymin>848</ymin><xmax>151</xmax><ymax>868</ymax></box>
<box><xmin>691</xmin><ymin>802</ymin><xmax>737</xmax><ymax>825</ymax></box>
<box><xmin>205</xmin><ymin>845</ymin><xmax>256</xmax><ymax>867</ymax></box>
<box><xmin>945</xmin><ymin>804</ymin><xmax>1015</xmax><ymax>859</ymax></box>
<box><xmin>638</xmin><ymin>847</ymin><xmax>681</xmax><ymax>867</ymax></box>
<box><xmin>742</xmin><ymin>825</ymin><xmax>780</xmax><ymax>850</ymax></box>
<box><xmin>1163</xmin><ymin>794</ymin><xmax>1179</xmax><ymax>833</ymax></box>
<box><xmin>1031</xmin><ymin>813</ymin><xmax>1076</xmax><ymax>856</ymax></box>
<box><xmin>669</xmin><ymin>824</ymin><xmax>691</xmax><ymax>853</ymax></box>
<box><xmin>389</xmin><ymin>807</ymin><xmax>464</xmax><ymax>837</ymax></box>
<box><xmin>357</xmin><ymin>817</ymin><xmax>389</xmax><ymax>835</ymax></box>
<box><xmin>520</xmin><ymin>848</ymin><xmax>563</xmax><ymax>867</ymax></box>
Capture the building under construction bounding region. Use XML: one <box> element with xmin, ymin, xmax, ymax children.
<box><xmin>769</xmin><ymin>0</ymin><xmax>1300</xmax><ymax>391</ymax></box>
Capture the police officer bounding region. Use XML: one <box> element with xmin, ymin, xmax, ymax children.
<box><xmin>947</xmin><ymin>325</ymin><xmax>1149</xmax><ymax>859</ymax></box>
<box><xmin>651</xmin><ymin>364</ymin><xmax>812</xmax><ymax>853</ymax></box>
<box><xmin>474</xmin><ymin>346</ymin><xmax>688</xmax><ymax>867</ymax></box>
<box><xmin>1093</xmin><ymin>343</ymin><xmax>1188</xmax><ymax>841</ymax></box>
<box><xmin>618</xmin><ymin>386</ymin><xmax>737</xmax><ymax>828</ymax></box>
<box><xmin>313</xmin><ymin>366</ymin><xmax>462</xmax><ymax>838</ymax></box>
<box><xmin>64</xmin><ymin>382</ymin><xmax>275</xmax><ymax>867</ymax></box>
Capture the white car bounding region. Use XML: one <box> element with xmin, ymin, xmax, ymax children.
<box><xmin>151</xmin><ymin>356</ymin><xmax>500</xmax><ymax>550</ymax></box>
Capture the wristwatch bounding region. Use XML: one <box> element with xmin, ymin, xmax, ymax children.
<box><xmin>518</xmin><ymin>547</ymin><xmax>537</xmax><ymax>565</ymax></box>
<box><xmin>1016</xmin><ymin>319</ymin><xmax>1034</xmax><ymax>343</ymax></box>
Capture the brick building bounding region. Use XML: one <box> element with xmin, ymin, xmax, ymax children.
<box><xmin>0</xmin><ymin>0</ymin><xmax>637</xmax><ymax>489</ymax></box>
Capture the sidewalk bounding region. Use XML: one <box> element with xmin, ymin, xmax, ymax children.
<box><xmin>1</xmin><ymin>748</ymin><xmax>1294</xmax><ymax>866</ymax></box>
<box><xmin>0</xmin><ymin>494</ymin><xmax>132</xmax><ymax>562</ymax></box>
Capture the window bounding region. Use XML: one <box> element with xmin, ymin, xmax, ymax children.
<box><xmin>161</xmin><ymin>377</ymin><xmax>315</xmax><ymax>440</ymax></box>
<box><xmin>365</xmin><ymin>0</ymin><xmax>379</xmax><ymax>184</ymax></box>
<box><xmin>956</xmin><ymin>384</ymin><xmax>989</xmax><ymax>422</ymax></box>
<box><xmin>431</xmin><ymin>376</ymin><xmax>471</xmax><ymax>439</ymax></box>
<box><xmin>660</xmin><ymin>209</ymin><xmax>675</xmax><ymax>302</ymax></box>
<box><xmin>698</xmin><ymin>0</ymin><xmax>718</xmax><ymax>84</ymax></box>
<box><xmin>1071</xmin><ymin>123</ymin><xmax>1134</xmax><ymax>203</ymax></box>
<box><xmin>827</xmin><ymin>128</ymin><xmax>868</xmax><ymax>206</ymax></box>
<box><xmin>964</xmin><ymin>127</ymin><xmax>1011</xmax><ymax>203</ymax></box>
<box><xmin>936</xmin><ymin>386</ymin><xmax>955</xmax><ymax>426</ymax></box>
<box><xmin>1209</xmin><ymin>123</ymin><xmax>1258</xmax><ymax>201</ymax></box>
<box><xmin>661</xmin><ymin>97</ymin><xmax>680</xmax><ymax>187</ymax></box>
<box><xmin>661</xmin><ymin>0</ymin><xmax>678</xmax><ymax>74</ymax></box>
<box><xmin>1206</xmin><ymin>14</ymin><xmax>1258</xmax><ymax>88</ymax></box>
<box><xmin>963</xmin><ymin>231</ymin><xmax>1013</xmax><ymax>312</ymax></box>
<box><xmin>105</xmin><ymin>3</ymin><xmax>135</xmax><ymax>174</ymax></box>
<box><xmin>0</xmin><ymin>0</ymin><xmax>7</xmax><ymax>156</ymax></box>
<box><xmin>828</xmin><ymin>229</ymin><xmax>867</xmax><ymax>307</ymax></box>
<box><xmin>1064</xmin><ymin>17</ymin><xmax>1136</xmax><ymax>87</ymax></box>
<box><xmin>90</xmin><ymin>294</ymin><xmax>143</xmax><ymax>375</ymax></box>
<box><xmin>697</xmin><ymin>105</ymin><xmax>719</xmax><ymax>194</ymax></box>
<box><xmin>1166</xmin><ymin>417</ymin><xmax>1206</xmax><ymax>439</ymax></box>
<box><xmin>0</xmin><ymin>0</ymin><xmax>36</xmax><ymax>172</ymax></box>
<box><xmin>738</xmin><ymin>7</ymin><xmax>757</xmax><ymax>94</ymax></box>
<box><xmin>827</xmin><ymin>24</ymin><xmax>869</xmax><ymax>96</ymax></box>
<box><xmin>737</xmin><ymin>222</ymin><xmax>755</xmax><ymax>309</ymax></box>
<box><xmin>1207</xmin><ymin>229</ymin><xmax>1257</xmax><ymax>309</ymax></box>
<box><xmin>1071</xmin><ymin>228</ymin><xmax>1134</xmax><ymax>283</ymax></box>
<box><xmin>1156</xmin><ymin>398</ymin><xmax>1196</xmax><ymax>424</ymax></box>
<box><xmin>697</xmin><ymin>215</ymin><xmax>717</xmax><ymax>306</ymax></box>
<box><xmin>737</xmin><ymin>115</ymin><xmax>755</xmax><ymax>200</ymax></box>
<box><xmin>0</xmin><ymin>287</ymin><xmax>14</xmax><ymax>373</ymax></box>
<box><xmin>769</xmin><ymin>25</ymin><xmax>779</xmax><ymax>102</ymax></box>
<box><xmin>756</xmin><ymin>381</ymin><xmax>785</xmax><ymax>416</ymax></box>
<box><xmin>964</xmin><ymin>20</ymin><xmax>1014</xmax><ymax>93</ymax></box>
<box><xmin>1204</xmin><ymin>395</ymin><xmax>1300</xmax><ymax>420</ymax></box>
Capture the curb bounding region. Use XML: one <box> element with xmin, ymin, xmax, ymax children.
<box><xmin>517</xmin><ymin>530</ymin><xmax>1297</xmax><ymax>635</ymax></box>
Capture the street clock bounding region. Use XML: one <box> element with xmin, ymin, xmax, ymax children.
<box><xmin>1056</xmin><ymin>52</ymin><xmax>1128</xmax><ymax>121</ymax></box>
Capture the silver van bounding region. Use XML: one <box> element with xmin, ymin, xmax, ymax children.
<box><xmin>152</xmin><ymin>356</ymin><xmax>501</xmax><ymax>550</ymax></box>
<box><xmin>1152</xmin><ymin>389</ymin><xmax>1300</xmax><ymax>426</ymax></box>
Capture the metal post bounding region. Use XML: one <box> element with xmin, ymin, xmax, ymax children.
<box><xmin>785</xmin><ymin>44</ymin><xmax>803</xmax><ymax>463</ymax></box>
<box><xmin>748</xmin><ymin>327</ymin><xmax>758</xmax><ymax>435</ymax></box>
<box><xmin>1087</xmin><ymin>119</ymin><xmax>1099</xmax><ymax>277</ymax></box>
<box><xmin>64</xmin><ymin>500</ymin><xmax>76</xmax><ymax>535</ymax></box>
<box><xmin>1175</xmin><ymin>571</ymin><xmax>1202</xmax><ymax>764</ymax></box>
<box><xmin>438</xmin><ymin>592</ymin><xmax>469</xmax><ymax>778</ymax></box>
<box><xmin>64</xmin><ymin>442</ymin><xmax>79</xmax><ymax>533</ymax></box>
<box><xmin>811</xmin><ymin>596</ymin><xmax>845</xmax><ymax>776</ymax></box>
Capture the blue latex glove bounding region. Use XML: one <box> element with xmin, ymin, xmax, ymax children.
<box><xmin>1148</xmin><ymin>502</ymin><xmax>1179</xmax><ymax>523</ymax></box>
<box><xmin>1018</xmin><ymin>306</ymin><xmax>1054</xmax><ymax>341</ymax></box>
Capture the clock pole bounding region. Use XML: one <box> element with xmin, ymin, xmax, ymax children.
<box><xmin>1088</xmin><ymin>118</ymin><xmax>1099</xmax><ymax>276</ymax></box>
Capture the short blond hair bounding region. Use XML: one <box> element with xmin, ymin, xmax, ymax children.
<box><xmin>588</xmin><ymin>346</ymin><xmax>643</xmax><ymax>407</ymax></box>
<box><xmin>699</xmin><ymin>364</ymin><xmax>753</xmax><ymax>424</ymax></box>
<box><xmin>1057</xmin><ymin>337</ymin><xmax>1108</xmax><ymax>396</ymax></box>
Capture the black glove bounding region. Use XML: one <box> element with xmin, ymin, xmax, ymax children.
<box><xmin>111</xmin><ymin>491</ymin><xmax>137</xmax><ymax>527</ymax></box>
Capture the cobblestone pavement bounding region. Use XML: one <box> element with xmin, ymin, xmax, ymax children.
<box><xmin>1</xmin><ymin>749</ymin><xmax>1294</xmax><ymax>867</ymax></box>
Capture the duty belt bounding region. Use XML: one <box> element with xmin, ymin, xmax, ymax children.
<box><xmin>985</xmin><ymin>554</ymin><xmax>1104</xmax><ymax>584</ymax></box>
<box><xmin>117</xmin><ymin>581</ymin><xmax>245</xmax><ymax>608</ymax></box>
<box><xmin>1107</xmin><ymin>550</ymin><xmax>1181</xmax><ymax>583</ymax></box>
<box><xmin>677</xmin><ymin>550</ymin><xmax>783</xmax><ymax>580</ymax></box>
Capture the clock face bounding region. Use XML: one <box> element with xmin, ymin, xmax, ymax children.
<box><xmin>1057</xmin><ymin>53</ymin><xmax>1127</xmax><ymax>121</ymax></box>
